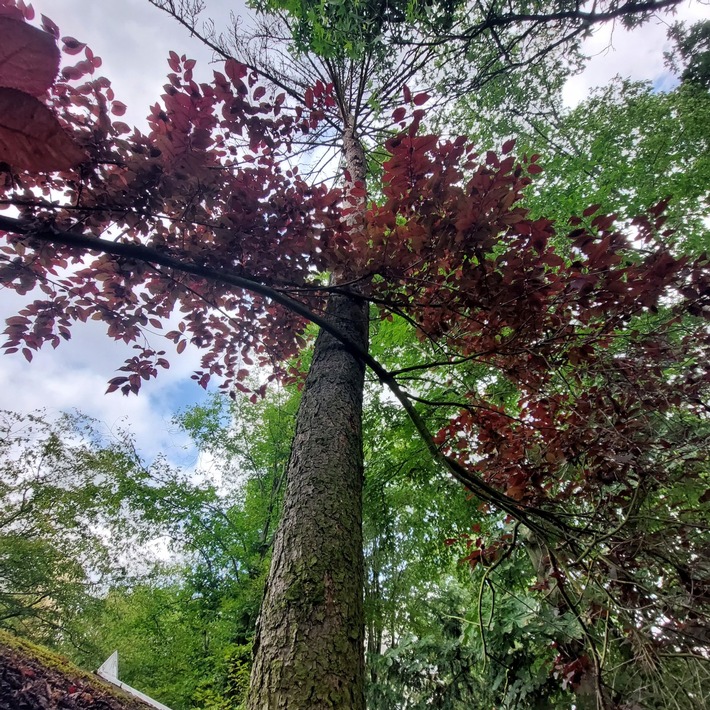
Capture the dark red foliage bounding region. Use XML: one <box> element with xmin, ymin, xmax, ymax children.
<box><xmin>0</xmin><ymin>1</ymin><xmax>707</xmax><ymax>489</ymax></box>
<box><xmin>0</xmin><ymin>5</ymin><xmax>85</xmax><ymax>171</ymax></box>
<box><xmin>0</xmin><ymin>0</ymin><xmax>707</xmax><ymax>499</ymax></box>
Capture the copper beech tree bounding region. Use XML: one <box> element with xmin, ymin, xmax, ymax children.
<box><xmin>0</xmin><ymin>1</ymin><xmax>709</xmax><ymax>707</ymax></box>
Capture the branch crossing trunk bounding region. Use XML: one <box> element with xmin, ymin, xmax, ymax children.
<box><xmin>247</xmin><ymin>292</ymin><xmax>369</xmax><ymax>709</ymax></box>
<box><xmin>247</xmin><ymin>113</ymin><xmax>370</xmax><ymax>709</ymax></box>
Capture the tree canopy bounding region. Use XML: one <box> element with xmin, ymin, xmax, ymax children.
<box><xmin>0</xmin><ymin>0</ymin><xmax>708</xmax><ymax>707</ymax></box>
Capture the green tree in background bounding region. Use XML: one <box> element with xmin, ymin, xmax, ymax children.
<box><xmin>0</xmin><ymin>387</ymin><xmax>296</xmax><ymax>710</ymax></box>
<box><xmin>73</xmin><ymin>389</ymin><xmax>297</xmax><ymax>710</ymax></box>
<box><xmin>450</xmin><ymin>49</ymin><xmax>709</xmax><ymax>255</ymax></box>
<box><xmin>0</xmin><ymin>410</ymin><xmax>154</xmax><ymax>645</ymax></box>
<box><xmin>666</xmin><ymin>19</ymin><xmax>710</xmax><ymax>90</ymax></box>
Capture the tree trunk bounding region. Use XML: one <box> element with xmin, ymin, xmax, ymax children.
<box><xmin>247</xmin><ymin>291</ymin><xmax>369</xmax><ymax>709</ymax></box>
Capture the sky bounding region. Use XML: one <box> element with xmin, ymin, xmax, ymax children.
<box><xmin>0</xmin><ymin>0</ymin><xmax>706</xmax><ymax>462</ymax></box>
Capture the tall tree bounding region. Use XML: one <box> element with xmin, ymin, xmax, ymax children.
<box><xmin>0</xmin><ymin>1</ymin><xmax>707</xmax><ymax>707</ymax></box>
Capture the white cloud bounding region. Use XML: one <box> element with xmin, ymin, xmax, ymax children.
<box><xmin>29</xmin><ymin>0</ymin><xmax>251</xmax><ymax>128</ymax></box>
<box><xmin>0</xmin><ymin>288</ymin><xmax>209</xmax><ymax>462</ymax></box>
<box><xmin>563</xmin><ymin>0</ymin><xmax>708</xmax><ymax>106</ymax></box>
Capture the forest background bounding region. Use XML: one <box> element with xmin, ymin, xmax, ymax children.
<box><xmin>0</xmin><ymin>0</ymin><xmax>709</xmax><ymax>708</ymax></box>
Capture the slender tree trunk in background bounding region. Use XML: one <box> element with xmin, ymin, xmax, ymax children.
<box><xmin>247</xmin><ymin>291</ymin><xmax>369</xmax><ymax>709</ymax></box>
<box><xmin>365</xmin><ymin>536</ymin><xmax>383</xmax><ymax>687</ymax></box>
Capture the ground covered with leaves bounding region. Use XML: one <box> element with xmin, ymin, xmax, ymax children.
<box><xmin>0</xmin><ymin>631</ymin><xmax>152</xmax><ymax>710</ymax></box>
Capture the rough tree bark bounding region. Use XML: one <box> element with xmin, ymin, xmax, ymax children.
<box><xmin>247</xmin><ymin>292</ymin><xmax>369</xmax><ymax>709</ymax></box>
<box><xmin>247</xmin><ymin>108</ymin><xmax>369</xmax><ymax>710</ymax></box>
<box><xmin>247</xmin><ymin>117</ymin><xmax>369</xmax><ymax>708</ymax></box>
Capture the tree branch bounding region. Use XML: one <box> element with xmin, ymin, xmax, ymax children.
<box><xmin>0</xmin><ymin>213</ymin><xmax>573</xmax><ymax>541</ymax></box>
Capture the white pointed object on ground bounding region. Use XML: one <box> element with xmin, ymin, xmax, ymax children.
<box><xmin>97</xmin><ymin>651</ymin><xmax>173</xmax><ymax>710</ymax></box>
